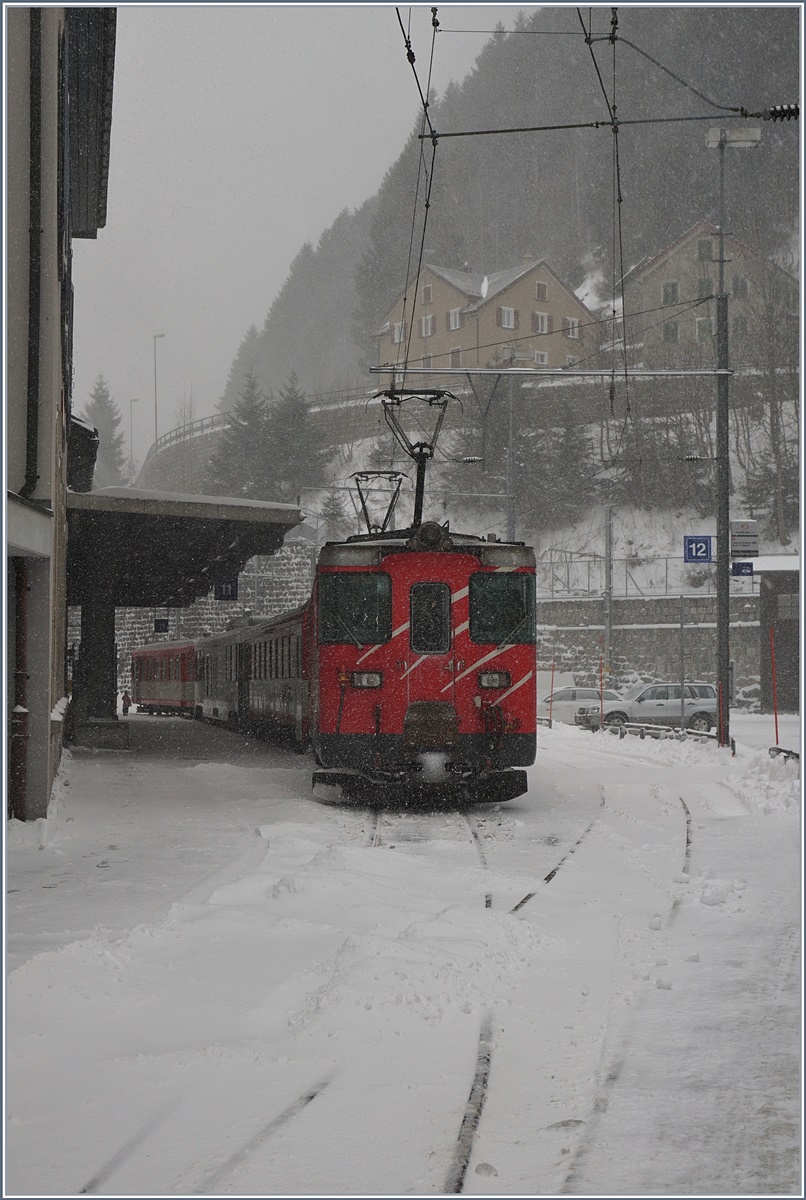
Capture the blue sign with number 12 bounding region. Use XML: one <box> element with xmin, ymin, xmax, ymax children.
<box><xmin>683</xmin><ymin>535</ymin><xmax>713</xmax><ymax>563</ymax></box>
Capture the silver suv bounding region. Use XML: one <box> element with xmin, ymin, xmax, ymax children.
<box><xmin>575</xmin><ymin>682</ymin><xmax>718</xmax><ymax>733</ymax></box>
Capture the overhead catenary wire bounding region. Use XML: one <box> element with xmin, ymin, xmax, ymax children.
<box><xmin>393</xmin><ymin>7</ymin><xmax>442</xmax><ymax>392</ymax></box>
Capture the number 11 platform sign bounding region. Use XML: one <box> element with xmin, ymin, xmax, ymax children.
<box><xmin>683</xmin><ymin>535</ymin><xmax>713</xmax><ymax>564</ymax></box>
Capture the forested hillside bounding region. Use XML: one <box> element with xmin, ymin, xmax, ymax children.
<box><xmin>218</xmin><ymin>6</ymin><xmax>798</xmax><ymax>411</ymax></box>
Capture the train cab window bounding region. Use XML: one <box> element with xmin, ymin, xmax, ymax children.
<box><xmin>319</xmin><ymin>572</ymin><xmax>392</xmax><ymax>646</ymax></box>
<box><xmin>410</xmin><ymin>582</ymin><xmax>451</xmax><ymax>653</ymax></box>
<box><xmin>469</xmin><ymin>572</ymin><xmax>536</xmax><ymax>644</ymax></box>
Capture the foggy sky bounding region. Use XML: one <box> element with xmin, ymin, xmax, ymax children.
<box><xmin>70</xmin><ymin>4</ymin><xmax>538</xmax><ymax>469</ymax></box>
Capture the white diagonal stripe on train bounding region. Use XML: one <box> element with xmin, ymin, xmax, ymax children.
<box><xmin>492</xmin><ymin>670</ymin><xmax>534</xmax><ymax>706</ymax></box>
<box><xmin>455</xmin><ymin>620</ymin><xmax>469</xmax><ymax>636</ymax></box>
<box><xmin>355</xmin><ymin>621</ymin><xmax>410</xmax><ymax>664</ymax></box>
<box><xmin>402</xmin><ymin>654</ymin><xmax>429</xmax><ymax>679</ymax></box>
<box><xmin>441</xmin><ymin>644</ymin><xmax>514</xmax><ymax>691</ymax></box>
<box><xmin>451</xmin><ymin>586</ymin><xmax>469</xmax><ymax>602</ymax></box>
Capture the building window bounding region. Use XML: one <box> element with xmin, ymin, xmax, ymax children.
<box><xmin>422</xmin><ymin>283</ymin><xmax>432</xmax><ymax>304</ymax></box>
<box><xmin>662</xmin><ymin>281</ymin><xmax>679</xmax><ymax>306</ymax></box>
<box><xmin>562</xmin><ymin>316</ymin><xmax>579</xmax><ymax>338</ymax></box>
<box><xmin>421</xmin><ymin>354</ymin><xmax>432</xmax><ymax>369</ymax></box>
<box><xmin>732</xmin><ymin>275</ymin><xmax>749</xmax><ymax>300</ymax></box>
<box><xmin>565</xmin><ymin>355</ymin><xmax>580</xmax><ymax>366</ymax></box>
<box><xmin>698</xmin><ymin>238</ymin><xmax>712</xmax><ymax>261</ymax></box>
<box><xmin>450</xmin><ymin>347</ymin><xmax>461</xmax><ymax>368</ymax></box>
<box><xmin>535</xmin><ymin>281</ymin><xmax>548</xmax><ymax>302</ymax></box>
<box><xmin>697</xmin><ymin>277</ymin><xmax>713</xmax><ymax>299</ymax></box>
<box><xmin>499</xmin><ymin>306</ymin><xmax>516</xmax><ymax>329</ymax></box>
<box><xmin>695</xmin><ymin>317</ymin><xmax>713</xmax><ymax>342</ymax></box>
<box><xmin>420</xmin><ymin>313</ymin><xmax>434</xmax><ymax>338</ymax></box>
<box><xmin>663</xmin><ymin>321</ymin><xmax>679</xmax><ymax>343</ymax></box>
<box><xmin>392</xmin><ymin>321</ymin><xmax>405</xmax><ymax>344</ymax></box>
<box><xmin>449</xmin><ymin>307</ymin><xmax>462</xmax><ymax>331</ymax></box>
<box><xmin>534</xmin><ymin>350</ymin><xmax>548</xmax><ymax>365</ymax></box>
<box><xmin>532</xmin><ymin>311</ymin><xmax>548</xmax><ymax>334</ymax></box>
<box><xmin>778</xmin><ymin>593</ymin><xmax>797</xmax><ymax>620</ymax></box>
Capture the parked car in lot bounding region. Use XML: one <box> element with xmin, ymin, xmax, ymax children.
<box><xmin>575</xmin><ymin>682</ymin><xmax>718</xmax><ymax>732</ymax></box>
<box><xmin>541</xmin><ymin>686</ymin><xmax>621</xmax><ymax>725</ymax></box>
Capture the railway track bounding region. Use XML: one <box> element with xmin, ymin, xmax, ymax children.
<box><xmin>73</xmin><ymin>782</ymin><xmax>695</xmax><ymax>1196</ymax></box>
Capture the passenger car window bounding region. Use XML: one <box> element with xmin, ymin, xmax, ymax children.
<box><xmin>319</xmin><ymin>572</ymin><xmax>392</xmax><ymax>645</ymax></box>
<box><xmin>688</xmin><ymin>684</ymin><xmax>715</xmax><ymax>698</ymax></box>
<box><xmin>469</xmin><ymin>572</ymin><xmax>535</xmax><ymax>644</ymax></box>
<box><xmin>410</xmin><ymin>582</ymin><xmax>451</xmax><ymax>653</ymax></box>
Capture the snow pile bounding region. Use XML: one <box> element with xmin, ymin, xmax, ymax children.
<box><xmin>726</xmin><ymin>749</ymin><xmax>801</xmax><ymax>814</ymax></box>
<box><xmin>5</xmin><ymin>714</ymin><xmax>801</xmax><ymax>1196</ymax></box>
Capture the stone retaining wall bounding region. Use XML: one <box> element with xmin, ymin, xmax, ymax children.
<box><xmin>69</xmin><ymin>544</ymin><xmax>762</xmax><ymax>706</ymax></box>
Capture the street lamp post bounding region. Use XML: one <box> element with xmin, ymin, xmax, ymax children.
<box><xmin>506</xmin><ymin>373</ymin><xmax>515</xmax><ymax>541</ymax></box>
<box><xmin>706</xmin><ymin>125</ymin><xmax>761</xmax><ymax>746</ymax></box>
<box><xmin>129</xmin><ymin>398</ymin><xmax>139</xmax><ymax>483</ymax></box>
<box><xmin>153</xmin><ymin>333</ymin><xmax>165</xmax><ymax>444</ymax></box>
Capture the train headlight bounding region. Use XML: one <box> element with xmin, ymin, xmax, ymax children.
<box><xmin>351</xmin><ymin>671</ymin><xmax>382</xmax><ymax>688</ymax></box>
<box><xmin>479</xmin><ymin>671</ymin><xmax>511</xmax><ymax>689</ymax></box>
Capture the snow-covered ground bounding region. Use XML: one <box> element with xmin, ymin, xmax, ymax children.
<box><xmin>5</xmin><ymin>710</ymin><xmax>802</xmax><ymax>1197</ymax></box>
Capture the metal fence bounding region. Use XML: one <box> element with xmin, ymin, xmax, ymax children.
<box><xmin>536</xmin><ymin>554</ymin><xmax>759</xmax><ymax>599</ymax></box>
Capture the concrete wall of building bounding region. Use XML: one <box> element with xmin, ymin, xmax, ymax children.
<box><xmin>6</xmin><ymin>8</ymin><xmax>71</xmax><ymax>821</ymax></box>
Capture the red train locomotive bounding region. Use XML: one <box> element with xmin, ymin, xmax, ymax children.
<box><xmin>310</xmin><ymin>520</ymin><xmax>535</xmax><ymax>802</ymax></box>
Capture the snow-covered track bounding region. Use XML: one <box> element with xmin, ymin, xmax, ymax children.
<box><xmin>193</xmin><ymin>1078</ymin><xmax>330</xmax><ymax>1194</ymax></box>
<box><xmin>363</xmin><ymin>806</ymin><xmax>494</xmax><ymax>907</ymax></box>
<box><xmin>78</xmin><ymin>1102</ymin><xmax>174</xmax><ymax>1194</ymax></box>
<box><xmin>443</xmin><ymin>1013</ymin><xmax>494</xmax><ymax>1193</ymax></box>
<box><xmin>461</xmin><ymin>812</ymin><xmax>493</xmax><ymax>908</ymax></box>
<box><xmin>510</xmin><ymin>789</ymin><xmax>606</xmax><ymax>912</ymax></box>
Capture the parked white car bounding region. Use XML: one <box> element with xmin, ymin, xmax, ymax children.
<box><xmin>540</xmin><ymin>686</ymin><xmax>621</xmax><ymax>725</ymax></box>
<box><xmin>575</xmin><ymin>682</ymin><xmax>718</xmax><ymax>732</ymax></box>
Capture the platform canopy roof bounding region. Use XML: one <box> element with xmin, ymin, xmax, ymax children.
<box><xmin>66</xmin><ymin>488</ymin><xmax>302</xmax><ymax>608</ymax></box>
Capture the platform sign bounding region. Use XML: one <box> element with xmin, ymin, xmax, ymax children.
<box><xmin>154</xmin><ymin>617</ymin><xmax>169</xmax><ymax>633</ymax></box>
<box><xmin>214</xmin><ymin>577</ymin><xmax>238</xmax><ymax>601</ymax></box>
<box><xmin>732</xmin><ymin>561</ymin><xmax>754</xmax><ymax>577</ymax></box>
<box><xmin>683</xmin><ymin>535</ymin><xmax>713</xmax><ymax>564</ymax></box>
<box><xmin>730</xmin><ymin>518</ymin><xmax>759</xmax><ymax>559</ymax></box>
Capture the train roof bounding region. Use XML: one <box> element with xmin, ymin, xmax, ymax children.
<box><xmin>318</xmin><ymin>521</ymin><xmax>535</xmax><ymax>569</ymax></box>
<box><xmin>131</xmin><ymin>639</ymin><xmax>196</xmax><ymax>654</ymax></box>
<box><xmin>194</xmin><ymin>603</ymin><xmax>310</xmax><ymax>647</ymax></box>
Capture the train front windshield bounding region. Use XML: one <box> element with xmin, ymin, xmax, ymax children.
<box><xmin>469</xmin><ymin>572</ymin><xmax>536</xmax><ymax>644</ymax></box>
<box><xmin>319</xmin><ymin>572</ymin><xmax>392</xmax><ymax>645</ymax></box>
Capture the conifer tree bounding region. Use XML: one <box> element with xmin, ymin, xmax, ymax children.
<box><xmin>207</xmin><ymin>368</ymin><xmax>270</xmax><ymax>498</ymax></box>
<box><xmin>262</xmin><ymin>374</ymin><xmax>327</xmax><ymax>501</ymax></box>
<box><xmin>80</xmin><ymin>375</ymin><xmax>127</xmax><ymax>488</ymax></box>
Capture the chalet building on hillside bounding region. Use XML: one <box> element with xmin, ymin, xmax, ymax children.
<box><xmin>376</xmin><ymin>259</ymin><xmax>597</xmax><ymax>376</ymax></box>
<box><xmin>621</xmin><ymin>220</ymin><xmax>799</xmax><ymax>370</ymax></box>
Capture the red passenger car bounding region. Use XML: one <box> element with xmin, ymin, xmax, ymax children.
<box><xmin>130</xmin><ymin>640</ymin><xmax>197</xmax><ymax>715</ymax></box>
